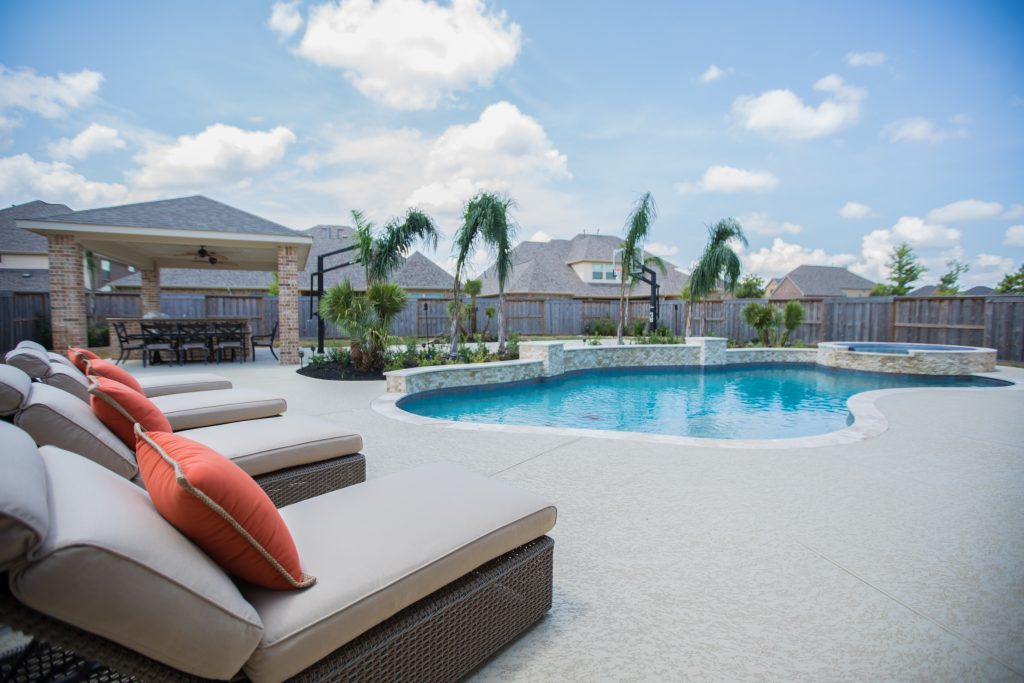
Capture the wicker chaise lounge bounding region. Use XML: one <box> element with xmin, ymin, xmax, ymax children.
<box><xmin>0</xmin><ymin>365</ymin><xmax>365</xmax><ymax>506</ymax></box>
<box><xmin>0</xmin><ymin>422</ymin><xmax>556</xmax><ymax>682</ymax></box>
<box><xmin>7</xmin><ymin>341</ymin><xmax>233</xmax><ymax>398</ymax></box>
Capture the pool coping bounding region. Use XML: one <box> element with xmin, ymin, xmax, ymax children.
<box><xmin>371</xmin><ymin>366</ymin><xmax>1022</xmax><ymax>450</ymax></box>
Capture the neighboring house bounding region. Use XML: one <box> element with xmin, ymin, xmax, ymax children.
<box><xmin>963</xmin><ymin>285</ymin><xmax>995</xmax><ymax>296</ymax></box>
<box><xmin>769</xmin><ymin>265</ymin><xmax>874</xmax><ymax>299</ymax></box>
<box><xmin>764</xmin><ymin>277</ymin><xmax>782</xmax><ymax>299</ymax></box>
<box><xmin>908</xmin><ymin>284</ymin><xmax>995</xmax><ymax>297</ymax></box>
<box><xmin>478</xmin><ymin>233</ymin><xmax>689</xmax><ymax>300</ymax></box>
<box><xmin>1</xmin><ymin>200</ymin><xmax>134</xmax><ymax>289</ymax></box>
<box><xmin>908</xmin><ymin>285</ymin><xmax>938</xmax><ymax>297</ymax></box>
<box><xmin>106</xmin><ymin>224</ymin><xmax>453</xmax><ymax>297</ymax></box>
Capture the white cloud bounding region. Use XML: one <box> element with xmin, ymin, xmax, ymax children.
<box><xmin>731</xmin><ymin>74</ymin><xmax>865</xmax><ymax>139</ymax></box>
<box><xmin>296</xmin><ymin>0</ymin><xmax>521</xmax><ymax>110</ymax></box>
<box><xmin>645</xmin><ymin>242</ymin><xmax>679</xmax><ymax>257</ymax></box>
<box><xmin>699</xmin><ymin>64</ymin><xmax>732</xmax><ymax>84</ymax></box>
<box><xmin>1005</xmin><ymin>204</ymin><xmax>1024</xmax><ymax>219</ymax></box>
<box><xmin>967</xmin><ymin>253</ymin><xmax>1015</xmax><ymax>287</ymax></box>
<box><xmin>679</xmin><ymin>165</ymin><xmax>779</xmax><ymax>194</ymax></box>
<box><xmin>0</xmin><ymin>66</ymin><xmax>103</xmax><ymax>119</ymax></box>
<box><xmin>529</xmin><ymin>230</ymin><xmax>552</xmax><ymax>243</ymax></box>
<box><xmin>268</xmin><ymin>1</ymin><xmax>303</xmax><ymax>38</ymax></box>
<box><xmin>736</xmin><ymin>238</ymin><xmax>857</xmax><ymax>278</ymax></box>
<box><xmin>852</xmin><ymin>216</ymin><xmax>961</xmax><ymax>281</ymax></box>
<box><xmin>845</xmin><ymin>51</ymin><xmax>887</xmax><ymax>67</ymax></box>
<box><xmin>882</xmin><ymin>116</ymin><xmax>966</xmax><ymax>143</ymax></box>
<box><xmin>128</xmin><ymin>124</ymin><xmax>296</xmax><ymax>191</ymax></box>
<box><xmin>738</xmin><ymin>212</ymin><xmax>802</xmax><ymax>235</ymax></box>
<box><xmin>48</xmin><ymin>123</ymin><xmax>126</xmax><ymax>160</ymax></box>
<box><xmin>0</xmin><ymin>153</ymin><xmax>128</xmax><ymax>205</ymax></box>
<box><xmin>927</xmin><ymin>199</ymin><xmax>1004</xmax><ymax>223</ymax></box>
<box><xmin>840</xmin><ymin>201</ymin><xmax>872</xmax><ymax>219</ymax></box>
<box><xmin>1005</xmin><ymin>225</ymin><xmax>1024</xmax><ymax>247</ymax></box>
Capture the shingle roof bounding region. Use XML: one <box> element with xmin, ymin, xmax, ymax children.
<box><xmin>479</xmin><ymin>234</ymin><xmax>689</xmax><ymax>299</ymax></box>
<box><xmin>107</xmin><ymin>224</ymin><xmax>454</xmax><ymax>293</ymax></box>
<box><xmin>0</xmin><ymin>200</ymin><xmax>74</xmax><ymax>253</ymax></box>
<box><xmin>32</xmin><ymin>195</ymin><xmax>297</xmax><ymax>236</ymax></box>
<box><xmin>106</xmin><ymin>269</ymin><xmax>274</xmax><ymax>291</ymax></box>
<box><xmin>783</xmin><ymin>265</ymin><xmax>875</xmax><ymax>296</ymax></box>
<box><xmin>908</xmin><ymin>285</ymin><xmax>937</xmax><ymax>297</ymax></box>
<box><xmin>0</xmin><ymin>269</ymin><xmax>50</xmax><ymax>292</ymax></box>
<box><xmin>963</xmin><ymin>285</ymin><xmax>994</xmax><ymax>295</ymax></box>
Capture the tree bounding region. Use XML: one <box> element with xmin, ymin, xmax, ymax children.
<box><xmin>449</xmin><ymin>192</ymin><xmax>518</xmax><ymax>356</ymax></box>
<box><xmin>349</xmin><ymin>208</ymin><xmax>440</xmax><ymax>287</ymax></box>
<box><xmin>935</xmin><ymin>259</ymin><xmax>969</xmax><ymax>295</ymax></box>
<box><xmin>463</xmin><ymin>278</ymin><xmax>483</xmax><ymax>335</ymax></box>
<box><xmin>996</xmin><ymin>264</ymin><xmax>1024</xmax><ymax>293</ymax></box>
<box><xmin>268</xmin><ymin>272</ymin><xmax>279</xmax><ymax>296</ymax></box>
<box><xmin>616</xmin><ymin>192</ymin><xmax>658</xmax><ymax>345</ymax></box>
<box><xmin>733</xmin><ymin>273</ymin><xmax>765</xmax><ymax>299</ymax></box>
<box><xmin>319</xmin><ymin>279</ymin><xmax>409</xmax><ymax>372</ymax></box>
<box><xmin>882</xmin><ymin>242</ymin><xmax>925</xmax><ymax>295</ymax></box>
<box><xmin>686</xmin><ymin>218</ymin><xmax>747</xmax><ymax>337</ymax></box>
<box><xmin>741</xmin><ymin>300</ymin><xmax>805</xmax><ymax>346</ymax></box>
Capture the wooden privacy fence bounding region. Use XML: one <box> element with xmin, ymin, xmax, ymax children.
<box><xmin>2</xmin><ymin>291</ymin><xmax>1022</xmax><ymax>361</ymax></box>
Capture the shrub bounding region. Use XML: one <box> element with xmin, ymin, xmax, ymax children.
<box><xmin>584</xmin><ymin>318</ymin><xmax>616</xmax><ymax>336</ymax></box>
<box><xmin>87</xmin><ymin>322</ymin><xmax>109</xmax><ymax>347</ymax></box>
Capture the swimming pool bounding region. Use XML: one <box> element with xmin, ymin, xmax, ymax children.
<box><xmin>398</xmin><ymin>365</ymin><xmax>1007</xmax><ymax>440</ymax></box>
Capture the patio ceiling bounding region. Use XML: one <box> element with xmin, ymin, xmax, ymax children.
<box><xmin>18</xmin><ymin>222</ymin><xmax>309</xmax><ymax>271</ymax></box>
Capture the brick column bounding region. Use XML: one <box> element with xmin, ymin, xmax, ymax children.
<box><xmin>277</xmin><ymin>245</ymin><xmax>300</xmax><ymax>364</ymax></box>
<box><xmin>47</xmin><ymin>234</ymin><xmax>87</xmax><ymax>350</ymax></box>
<box><xmin>140</xmin><ymin>268</ymin><xmax>161</xmax><ymax>315</ymax></box>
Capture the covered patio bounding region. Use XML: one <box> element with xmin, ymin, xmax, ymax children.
<box><xmin>17</xmin><ymin>195</ymin><xmax>311</xmax><ymax>364</ymax></box>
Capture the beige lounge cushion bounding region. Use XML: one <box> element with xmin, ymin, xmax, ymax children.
<box><xmin>15</xmin><ymin>383</ymin><xmax>138</xmax><ymax>480</ymax></box>
<box><xmin>0</xmin><ymin>364</ymin><xmax>32</xmax><ymax>416</ymax></box>
<box><xmin>0</xmin><ymin>422</ymin><xmax>49</xmax><ymax>570</ymax></box>
<box><xmin>47</xmin><ymin>351</ymin><xmax>78</xmax><ymax>371</ymax></box>
<box><xmin>182</xmin><ymin>415</ymin><xmax>363</xmax><ymax>477</ymax></box>
<box><xmin>138</xmin><ymin>372</ymin><xmax>232</xmax><ymax>397</ymax></box>
<box><xmin>10</xmin><ymin>445</ymin><xmax>264</xmax><ymax>680</ymax></box>
<box><xmin>17</xmin><ymin>340</ymin><xmax>48</xmax><ymax>354</ymax></box>
<box><xmin>39</xmin><ymin>363</ymin><xmax>90</xmax><ymax>402</ymax></box>
<box><xmin>241</xmin><ymin>463</ymin><xmax>556</xmax><ymax>683</ymax></box>
<box><xmin>152</xmin><ymin>388</ymin><xmax>286</xmax><ymax>431</ymax></box>
<box><xmin>4</xmin><ymin>347</ymin><xmax>51</xmax><ymax>379</ymax></box>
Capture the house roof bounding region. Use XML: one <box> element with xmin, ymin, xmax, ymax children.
<box><xmin>299</xmin><ymin>225</ymin><xmax>453</xmax><ymax>291</ymax></box>
<box><xmin>0</xmin><ymin>200</ymin><xmax>74</xmax><ymax>254</ymax></box>
<box><xmin>479</xmin><ymin>234</ymin><xmax>689</xmax><ymax>299</ymax></box>
<box><xmin>0</xmin><ymin>269</ymin><xmax>50</xmax><ymax>293</ymax></box>
<box><xmin>964</xmin><ymin>285</ymin><xmax>995</xmax><ymax>295</ymax></box>
<box><xmin>106</xmin><ymin>224</ymin><xmax>454</xmax><ymax>292</ymax></box>
<box><xmin>908</xmin><ymin>285</ymin><xmax>938</xmax><ymax>297</ymax></box>
<box><xmin>782</xmin><ymin>265</ymin><xmax>874</xmax><ymax>296</ymax></box>
<box><xmin>31</xmin><ymin>195</ymin><xmax>296</xmax><ymax>236</ymax></box>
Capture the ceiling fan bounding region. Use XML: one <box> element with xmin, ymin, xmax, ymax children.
<box><xmin>178</xmin><ymin>245</ymin><xmax>229</xmax><ymax>265</ymax></box>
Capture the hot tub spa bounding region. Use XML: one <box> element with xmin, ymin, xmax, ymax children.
<box><xmin>817</xmin><ymin>341</ymin><xmax>997</xmax><ymax>375</ymax></box>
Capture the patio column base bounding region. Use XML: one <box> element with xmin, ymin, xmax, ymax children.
<box><xmin>277</xmin><ymin>244</ymin><xmax>300</xmax><ymax>364</ymax></box>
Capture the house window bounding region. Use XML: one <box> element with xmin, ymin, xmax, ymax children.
<box><xmin>591</xmin><ymin>263</ymin><xmax>617</xmax><ymax>281</ymax></box>
<box><xmin>592</xmin><ymin>264</ymin><xmax>604</xmax><ymax>280</ymax></box>
<box><xmin>128</xmin><ymin>266</ymin><xmax>136</xmax><ymax>273</ymax></box>
<box><xmin>101</xmin><ymin>259</ymin><xmax>111</xmax><ymax>272</ymax></box>
<box><xmin>605</xmin><ymin>264</ymin><xmax>618</xmax><ymax>281</ymax></box>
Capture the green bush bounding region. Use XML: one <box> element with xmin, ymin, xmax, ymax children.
<box><xmin>583</xmin><ymin>318</ymin><xmax>616</xmax><ymax>336</ymax></box>
<box><xmin>87</xmin><ymin>323</ymin><xmax>109</xmax><ymax>347</ymax></box>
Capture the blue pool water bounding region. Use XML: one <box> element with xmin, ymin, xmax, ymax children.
<box><xmin>399</xmin><ymin>365</ymin><xmax>1006</xmax><ymax>440</ymax></box>
<box><xmin>844</xmin><ymin>342</ymin><xmax>969</xmax><ymax>354</ymax></box>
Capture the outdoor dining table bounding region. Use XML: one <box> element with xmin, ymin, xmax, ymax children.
<box><xmin>106</xmin><ymin>316</ymin><xmax>253</xmax><ymax>364</ymax></box>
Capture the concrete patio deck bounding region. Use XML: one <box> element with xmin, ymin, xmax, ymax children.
<box><xmin>131</xmin><ymin>353</ymin><xmax>1024</xmax><ymax>681</ymax></box>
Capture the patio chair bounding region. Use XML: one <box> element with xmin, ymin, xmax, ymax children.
<box><xmin>112</xmin><ymin>322</ymin><xmax>146</xmax><ymax>365</ymax></box>
<box><xmin>5</xmin><ymin>341</ymin><xmax>233</xmax><ymax>399</ymax></box>
<box><xmin>139</xmin><ymin>322</ymin><xmax>178</xmax><ymax>368</ymax></box>
<box><xmin>214</xmin><ymin>321</ymin><xmax>247</xmax><ymax>364</ymax></box>
<box><xmin>251</xmin><ymin>321</ymin><xmax>279</xmax><ymax>361</ymax></box>
<box><xmin>0</xmin><ymin>421</ymin><xmax>555</xmax><ymax>683</ymax></box>
<box><xmin>176</xmin><ymin>322</ymin><xmax>212</xmax><ymax>365</ymax></box>
<box><xmin>1</xmin><ymin>368</ymin><xmax>366</xmax><ymax>507</ymax></box>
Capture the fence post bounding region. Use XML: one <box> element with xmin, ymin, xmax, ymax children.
<box><xmin>888</xmin><ymin>299</ymin><xmax>896</xmax><ymax>342</ymax></box>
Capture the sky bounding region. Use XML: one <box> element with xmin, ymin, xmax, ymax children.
<box><xmin>1</xmin><ymin>0</ymin><xmax>1022</xmax><ymax>288</ymax></box>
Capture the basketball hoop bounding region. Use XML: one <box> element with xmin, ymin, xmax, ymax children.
<box><xmin>611</xmin><ymin>247</ymin><xmax>642</xmax><ymax>279</ymax></box>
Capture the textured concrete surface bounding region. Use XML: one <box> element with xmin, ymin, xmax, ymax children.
<box><xmin>129</xmin><ymin>352</ymin><xmax>1024</xmax><ymax>682</ymax></box>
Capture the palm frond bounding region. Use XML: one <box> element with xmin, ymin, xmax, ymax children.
<box><xmin>370</xmin><ymin>208</ymin><xmax>440</xmax><ymax>283</ymax></box>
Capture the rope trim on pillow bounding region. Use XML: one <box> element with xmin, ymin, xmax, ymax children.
<box><xmin>86</xmin><ymin>373</ymin><xmax>141</xmax><ymax>426</ymax></box>
<box><xmin>135</xmin><ymin>424</ymin><xmax>316</xmax><ymax>589</ymax></box>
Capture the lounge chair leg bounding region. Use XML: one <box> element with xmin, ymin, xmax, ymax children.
<box><xmin>270</xmin><ymin>346</ymin><xmax>278</xmax><ymax>360</ymax></box>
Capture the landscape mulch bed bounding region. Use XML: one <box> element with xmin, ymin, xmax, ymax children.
<box><xmin>297</xmin><ymin>362</ymin><xmax>385</xmax><ymax>381</ymax></box>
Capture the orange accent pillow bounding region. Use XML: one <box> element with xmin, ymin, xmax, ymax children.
<box><xmin>86</xmin><ymin>358</ymin><xmax>145</xmax><ymax>394</ymax></box>
<box><xmin>135</xmin><ymin>427</ymin><xmax>314</xmax><ymax>590</ymax></box>
<box><xmin>67</xmin><ymin>347</ymin><xmax>99</xmax><ymax>374</ymax></box>
<box><xmin>88</xmin><ymin>376</ymin><xmax>172</xmax><ymax>447</ymax></box>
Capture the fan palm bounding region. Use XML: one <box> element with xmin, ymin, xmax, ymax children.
<box><xmin>463</xmin><ymin>278</ymin><xmax>483</xmax><ymax>335</ymax></box>
<box><xmin>617</xmin><ymin>192</ymin><xmax>657</xmax><ymax>344</ymax></box>
<box><xmin>686</xmin><ymin>218</ymin><xmax>747</xmax><ymax>338</ymax></box>
<box><xmin>349</xmin><ymin>208</ymin><xmax>439</xmax><ymax>287</ymax></box>
<box><xmin>319</xmin><ymin>279</ymin><xmax>409</xmax><ymax>372</ymax></box>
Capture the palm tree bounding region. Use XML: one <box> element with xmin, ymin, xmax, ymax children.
<box><xmin>319</xmin><ymin>279</ymin><xmax>409</xmax><ymax>372</ymax></box>
<box><xmin>686</xmin><ymin>218</ymin><xmax>747</xmax><ymax>338</ymax></box>
<box><xmin>616</xmin><ymin>192</ymin><xmax>657</xmax><ymax>344</ymax></box>
<box><xmin>463</xmin><ymin>278</ymin><xmax>483</xmax><ymax>335</ymax></box>
<box><xmin>350</xmin><ymin>208</ymin><xmax>439</xmax><ymax>287</ymax></box>
<box><xmin>448</xmin><ymin>192</ymin><xmax>517</xmax><ymax>356</ymax></box>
